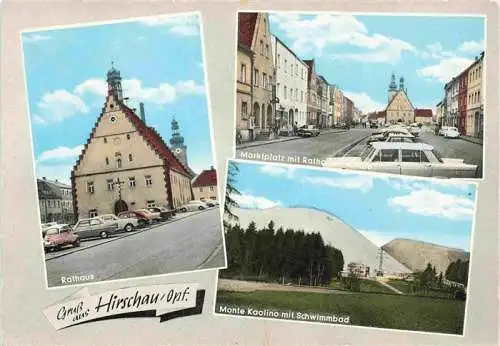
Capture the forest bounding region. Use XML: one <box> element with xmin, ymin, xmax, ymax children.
<box><xmin>222</xmin><ymin>221</ymin><xmax>345</xmax><ymax>286</ymax></box>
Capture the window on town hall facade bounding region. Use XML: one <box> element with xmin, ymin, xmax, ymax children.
<box><xmin>263</xmin><ymin>73</ymin><xmax>267</xmax><ymax>89</ymax></box>
<box><xmin>129</xmin><ymin>177</ymin><xmax>136</xmax><ymax>188</ymax></box>
<box><xmin>104</xmin><ymin>137</ymin><xmax>107</xmax><ymax>143</ymax></box>
<box><xmin>260</xmin><ymin>40</ymin><xmax>264</xmax><ymax>55</ymax></box>
<box><xmin>210</xmin><ymin>186</ymin><xmax>214</xmax><ymax>192</ymax></box>
<box><xmin>147</xmin><ymin>200</ymin><xmax>156</xmax><ymax>208</ymax></box>
<box><xmin>241</xmin><ymin>102</ymin><xmax>248</xmax><ymax>119</ymax></box>
<box><xmin>284</xmin><ymin>59</ymin><xmax>287</xmax><ymax>72</ymax></box>
<box><xmin>105</xmin><ymin>157</ymin><xmax>109</xmax><ymax>165</ymax></box>
<box><xmin>89</xmin><ymin>209</ymin><xmax>98</xmax><ymax>218</ymax></box>
<box><xmin>265</xmin><ymin>44</ymin><xmax>269</xmax><ymax>58</ymax></box>
<box><xmin>117</xmin><ymin>158</ymin><xmax>122</xmax><ymax>168</ymax></box>
<box><xmin>284</xmin><ymin>86</ymin><xmax>287</xmax><ymax>99</ymax></box>
<box><xmin>240</xmin><ymin>63</ymin><xmax>246</xmax><ymax>83</ymax></box>
<box><xmin>145</xmin><ymin>175</ymin><xmax>153</xmax><ymax>186</ymax></box>
<box><xmin>107</xmin><ymin>179</ymin><xmax>114</xmax><ymax>191</ymax></box>
<box><xmin>128</xmin><ymin>154</ymin><xmax>133</xmax><ymax>162</ymax></box>
<box><xmin>254</xmin><ymin>69</ymin><xmax>259</xmax><ymax>87</ymax></box>
<box><xmin>199</xmin><ymin>187</ymin><xmax>203</xmax><ymax>192</ymax></box>
<box><xmin>87</xmin><ymin>181</ymin><xmax>94</xmax><ymax>194</ymax></box>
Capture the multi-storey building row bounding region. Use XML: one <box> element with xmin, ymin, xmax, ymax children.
<box><xmin>236</xmin><ymin>12</ymin><xmax>360</xmax><ymax>143</ymax></box>
<box><xmin>439</xmin><ymin>52</ymin><xmax>484</xmax><ymax>137</ymax></box>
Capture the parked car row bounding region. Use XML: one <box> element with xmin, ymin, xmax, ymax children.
<box><xmin>322</xmin><ymin>124</ymin><xmax>478</xmax><ymax>178</ymax></box>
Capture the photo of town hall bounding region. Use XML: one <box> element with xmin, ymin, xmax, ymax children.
<box><xmin>22</xmin><ymin>13</ymin><xmax>226</xmax><ymax>288</ymax></box>
<box><xmin>235</xmin><ymin>12</ymin><xmax>485</xmax><ymax>179</ymax></box>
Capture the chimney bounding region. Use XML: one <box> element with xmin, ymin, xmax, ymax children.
<box><xmin>139</xmin><ymin>102</ymin><xmax>146</xmax><ymax>124</ymax></box>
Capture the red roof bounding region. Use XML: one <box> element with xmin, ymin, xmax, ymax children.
<box><xmin>192</xmin><ymin>168</ymin><xmax>217</xmax><ymax>187</ymax></box>
<box><xmin>414</xmin><ymin>109</ymin><xmax>433</xmax><ymax>118</ymax></box>
<box><xmin>238</xmin><ymin>13</ymin><xmax>258</xmax><ymax>48</ymax></box>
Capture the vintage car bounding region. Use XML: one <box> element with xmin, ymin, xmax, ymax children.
<box><xmin>323</xmin><ymin>142</ymin><xmax>478</xmax><ymax>178</ymax></box>
<box><xmin>100</xmin><ymin>213</ymin><xmax>138</xmax><ymax>232</ymax></box>
<box><xmin>147</xmin><ymin>206</ymin><xmax>176</xmax><ymax>220</ymax></box>
<box><xmin>118</xmin><ymin>210</ymin><xmax>151</xmax><ymax>228</ymax></box>
<box><xmin>438</xmin><ymin>126</ymin><xmax>450</xmax><ymax>136</ymax></box>
<box><xmin>297</xmin><ymin>125</ymin><xmax>320</xmax><ymax>137</ymax></box>
<box><xmin>43</xmin><ymin>224</ymin><xmax>80</xmax><ymax>252</ymax></box>
<box><xmin>135</xmin><ymin>209</ymin><xmax>162</xmax><ymax>223</ymax></box>
<box><xmin>408</xmin><ymin>125</ymin><xmax>422</xmax><ymax>137</ymax></box>
<box><xmin>385</xmin><ymin>133</ymin><xmax>418</xmax><ymax>143</ymax></box>
<box><xmin>178</xmin><ymin>201</ymin><xmax>207</xmax><ymax>212</ymax></box>
<box><xmin>73</xmin><ymin>217</ymin><xmax>119</xmax><ymax>239</ymax></box>
<box><xmin>444</xmin><ymin>127</ymin><xmax>460</xmax><ymax>138</ymax></box>
<box><xmin>367</xmin><ymin>127</ymin><xmax>411</xmax><ymax>144</ymax></box>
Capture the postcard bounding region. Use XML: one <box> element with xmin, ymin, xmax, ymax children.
<box><xmin>21</xmin><ymin>12</ymin><xmax>226</xmax><ymax>288</ymax></box>
<box><xmin>216</xmin><ymin>159</ymin><xmax>477</xmax><ymax>335</ymax></box>
<box><xmin>235</xmin><ymin>12</ymin><xmax>485</xmax><ymax>179</ymax></box>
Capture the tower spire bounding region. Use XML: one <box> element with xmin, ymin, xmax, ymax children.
<box><xmin>106</xmin><ymin>62</ymin><xmax>123</xmax><ymax>101</ymax></box>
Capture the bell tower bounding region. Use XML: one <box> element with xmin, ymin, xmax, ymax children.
<box><xmin>388</xmin><ymin>72</ymin><xmax>398</xmax><ymax>103</ymax></box>
<box><xmin>399</xmin><ymin>76</ymin><xmax>406</xmax><ymax>93</ymax></box>
<box><xmin>169</xmin><ymin>117</ymin><xmax>188</xmax><ymax>166</ymax></box>
<box><xmin>106</xmin><ymin>62</ymin><xmax>123</xmax><ymax>101</ymax></box>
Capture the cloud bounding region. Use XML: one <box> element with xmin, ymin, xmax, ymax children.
<box><xmin>74</xmin><ymin>78</ymin><xmax>204</xmax><ymax>104</ymax></box>
<box><xmin>358</xmin><ymin>229</ymin><xmax>395</xmax><ymax>247</ymax></box>
<box><xmin>302</xmin><ymin>174</ymin><xmax>374</xmax><ymax>193</ymax></box>
<box><xmin>271</xmin><ymin>14</ymin><xmax>414</xmax><ymax>62</ymax></box>
<box><xmin>388</xmin><ymin>189</ymin><xmax>475</xmax><ymax>220</ymax></box>
<box><xmin>23</xmin><ymin>34</ymin><xmax>52</xmax><ymax>43</ymax></box>
<box><xmin>342</xmin><ymin>91</ymin><xmax>384</xmax><ymax>113</ymax></box>
<box><xmin>417</xmin><ymin>57</ymin><xmax>473</xmax><ymax>83</ymax></box>
<box><xmin>139</xmin><ymin>14</ymin><xmax>200</xmax><ymax>36</ymax></box>
<box><xmin>458</xmin><ymin>39</ymin><xmax>484</xmax><ymax>54</ymax></box>
<box><xmin>175</xmin><ymin>80</ymin><xmax>205</xmax><ymax>95</ymax></box>
<box><xmin>259</xmin><ymin>165</ymin><xmax>296</xmax><ymax>179</ymax></box>
<box><xmin>37</xmin><ymin>145</ymin><xmax>84</xmax><ymax>163</ymax></box>
<box><xmin>32</xmin><ymin>114</ymin><xmax>47</xmax><ymax>126</ymax></box>
<box><xmin>36</xmin><ymin>90</ymin><xmax>89</xmax><ymax>123</ymax></box>
<box><xmin>232</xmin><ymin>193</ymin><xmax>282</xmax><ymax>209</ymax></box>
<box><xmin>419</xmin><ymin>42</ymin><xmax>456</xmax><ymax>60</ymax></box>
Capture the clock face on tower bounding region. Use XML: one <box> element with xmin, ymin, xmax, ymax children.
<box><xmin>109</xmin><ymin>115</ymin><xmax>118</xmax><ymax>124</ymax></box>
<box><xmin>174</xmin><ymin>148</ymin><xmax>182</xmax><ymax>154</ymax></box>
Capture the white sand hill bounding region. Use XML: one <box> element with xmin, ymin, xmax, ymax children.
<box><xmin>231</xmin><ymin>207</ymin><xmax>411</xmax><ymax>275</ymax></box>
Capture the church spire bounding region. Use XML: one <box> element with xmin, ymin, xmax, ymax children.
<box><xmin>388</xmin><ymin>72</ymin><xmax>397</xmax><ymax>91</ymax></box>
<box><xmin>106</xmin><ymin>62</ymin><xmax>123</xmax><ymax>101</ymax></box>
<box><xmin>399</xmin><ymin>76</ymin><xmax>405</xmax><ymax>91</ymax></box>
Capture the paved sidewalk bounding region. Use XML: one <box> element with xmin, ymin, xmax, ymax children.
<box><xmin>459</xmin><ymin>135</ymin><xmax>483</xmax><ymax>145</ymax></box>
<box><xmin>236</xmin><ymin>128</ymin><xmax>347</xmax><ymax>150</ymax></box>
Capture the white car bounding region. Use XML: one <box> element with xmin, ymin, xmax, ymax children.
<box><xmin>100</xmin><ymin>213</ymin><xmax>138</xmax><ymax>232</ymax></box>
<box><xmin>408</xmin><ymin>125</ymin><xmax>421</xmax><ymax>137</ymax></box>
<box><xmin>438</xmin><ymin>126</ymin><xmax>450</xmax><ymax>136</ymax></box>
<box><xmin>444</xmin><ymin>127</ymin><xmax>460</xmax><ymax>138</ymax></box>
<box><xmin>178</xmin><ymin>201</ymin><xmax>207</xmax><ymax>212</ymax></box>
<box><xmin>323</xmin><ymin>142</ymin><xmax>478</xmax><ymax>178</ymax></box>
<box><xmin>385</xmin><ymin>133</ymin><xmax>418</xmax><ymax>143</ymax></box>
<box><xmin>367</xmin><ymin>128</ymin><xmax>411</xmax><ymax>144</ymax></box>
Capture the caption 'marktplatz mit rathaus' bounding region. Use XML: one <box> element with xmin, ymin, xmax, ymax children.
<box><xmin>71</xmin><ymin>66</ymin><xmax>196</xmax><ymax>219</ymax></box>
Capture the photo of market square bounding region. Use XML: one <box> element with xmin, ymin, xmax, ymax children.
<box><xmin>235</xmin><ymin>12</ymin><xmax>485</xmax><ymax>179</ymax></box>
<box><xmin>22</xmin><ymin>13</ymin><xmax>226</xmax><ymax>288</ymax></box>
<box><xmin>216</xmin><ymin>160</ymin><xmax>476</xmax><ymax>335</ymax></box>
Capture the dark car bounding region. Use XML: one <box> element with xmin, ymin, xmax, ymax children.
<box><xmin>147</xmin><ymin>207</ymin><xmax>176</xmax><ymax>220</ymax></box>
<box><xmin>297</xmin><ymin>125</ymin><xmax>320</xmax><ymax>137</ymax></box>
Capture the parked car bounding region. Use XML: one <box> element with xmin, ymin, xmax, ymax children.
<box><xmin>297</xmin><ymin>125</ymin><xmax>320</xmax><ymax>137</ymax></box>
<box><xmin>385</xmin><ymin>133</ymin><xmax>419</xmax><ymax>143</ymax></box>
<box><xmin>438</xmin><ymin>126</ymin><xmax>450</xmax><ymax>136</ymax></box>
<box><xmin>118</xmin><ymin>210</ymin><xmax>151</xmax><ymax>228</ymax></box>
<box><xmin>135</xmin><ymin>209</ymin><xmax>162</xmax><ymax>223</ymax></box>
<box><xmin>408</xmin><ymin>125</ymin><xmax>422</xmax><ymax>137</ymax></box>
<box><xmin>366</xmin><ymin>128</ymin><xmax>411</xmax><ymax>144</ymax></box>
<box><xmin>73</xmin><ymin>217</ymin><xmax>118</xmax><ymax>239</ymax></box>
<box><xmin>444</xmin><ymin>127</ymin><xmax>460</xmax><ymax>138</ymax></box>
<box><xmin>147</xmin><ymin>207</ymin><xmax>176</xmax><ymax>220</ymax></box>
<box><xmin>178</xmin><ymin>201</ymin><xmax>207</xmax><ymax>212</ymax></box>
<box><xmin>43</xmin><ymin>224</ymin><xmax>80</xmax><ymax>252</ymax></box>
<box><xmin>203</xmin><ymin>200</ymin><xmax>218</xmax><ymax>208</ymax></box>
<box><xmin>323</xmin><ymin>142</ymin><xmax>478</xmax><ymax>178</ymax></box>
<box><xmin>100</xmin><ymin>213</ymin><xmax>138</xmax><ymax>232</ymax></box>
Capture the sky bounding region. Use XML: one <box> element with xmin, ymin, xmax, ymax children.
<box><xmin>22</xmin><ymin>12</ymin><xmax>213</xmax><ymax>184</ymax></box>
<box><xmin>269</xmin><ymin>13</ymin><xmax>485</xmax><ymax>113</ymax></box>
<box><xmin>230</xmin><ymin>160</ymin><xmax>477</xmax><ymax>252</ymax></box>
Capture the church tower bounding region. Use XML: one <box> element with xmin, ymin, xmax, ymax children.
<box><xmin>106</xmin><ymin>62</ymin><xmax>123</xmax><ymax>101</ymax></box>
<box><xmin>399</xmin><ymin>76</ymin><xmax>406</xmax><ymax>93</ymax></box>
<box><xmin>169</xmin><ymin>117</ymin><xmax>188</xmax><ymax>167</ymax></box>
<box><xmin>388</xmin><ymin>73</ymin><xmax>398</xmax><ymax>103</ymax></box>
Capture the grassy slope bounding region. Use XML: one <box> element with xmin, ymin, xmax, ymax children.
<box><xmin>329</xmin><ymin>278</ymin><xmax>395</xmax><ymax>294</ymax></box>
<box><xmin>217</xmin><ymin>290</ymin><xmax>465</xmax><ymax>335</ymax></box>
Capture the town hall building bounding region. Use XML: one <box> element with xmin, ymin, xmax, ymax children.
<box><xmin>71</xmin><ymin>65</ymin><xmax>194</xmax><ymax>219</ymax></box>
